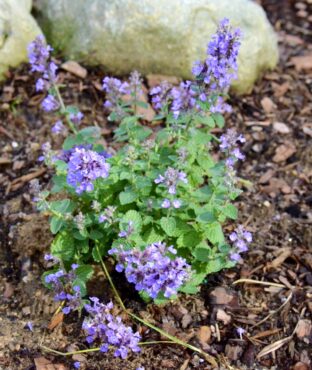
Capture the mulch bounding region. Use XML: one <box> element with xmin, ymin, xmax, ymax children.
<box><xmin>0</xmin><ymin>1</ymin><xmax>311</xmax><ymax>369</ymax></box>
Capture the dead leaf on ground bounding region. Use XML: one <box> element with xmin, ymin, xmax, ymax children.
<box><xmin>259</xmin><ymin>169</ymin><xmax>275</xmax><ymax>184</ymax></box>
<box><xmin>256</xmin><ymin>335</ymin><xmax>292</xmax><ymax>359</ymax></box>
<box><xmin>196</xmin><ymin>325</ymin><xmax>212</xmax><ymax>344</ymax></box>
<box><xmin>61</xmin><ymin>61</ymin><xmax>87</xmax><ymax>78</ymax></box>
<box><xmin>216</xmin><ymin>309</ymin><xmax>231</xmax><ymax>325</ymax></box>
<box><xmin>261</xmin><ymin>178</ymin><xmax>292</xmax><ymax>196</ymax></box>
<box><xmin>3</xmin><ymin>282</ymin><xmax>14</xmax><ymax>299</ymax></box>
<box><xmin>273</xmin><ymin>142</ymin><xmax>296</xmax><ymax>162</ymax></box>
<box><xmin>261</xmin><ymin>97</ymin><xmax>276</xmax><ymax>114</ymax></box>
<box><xmin>295</xmin><ymin>319</ymin><xmax>312</xmax><ymax>340</ymax></box>
<box><xmin>225</xmin><ymin>344</ymin><xmax>243</xmax><ymax>361</ymax></box>
<box><xmin>209</xmin><ymin>287</ymin><xmax>238</xmax><ymax>307</ymax></box>
<box><xmin>291</xmin><ymin>54</ymin><xmax>312</xmax><ymax>71</ymax></box>
<box><xmin>293</xmin><ymin>362</ymin><xmax>310</xmax><ymax>370</ymax></box>
<box><xmin>34</xmin><ymin>357</ymin><xmax>67</xmax><ymax>370</ymax></box>
<box><xmin>267</xmin><ymin>248</ymin><xmax>292</xmax><ymax>269</ymax></box>
<box><xmin>273</xmin><ymin>122</ymin><xmax>290</xmax><ymax>134</ymax></box>
<box><xmin>48</xmin><ymin>312</ymin><xmax>64</xmax><ymax>330</ymax></box>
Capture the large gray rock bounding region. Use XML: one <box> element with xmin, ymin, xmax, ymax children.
<box><xmin>35</xmin><ymin>0</ymin><xmax>278</xmax><ymax>94</ymax></box>
<box><xmin>0</xmin><ymin>0</ymin><xmax>42</xmax><ymax>79</ymax></box>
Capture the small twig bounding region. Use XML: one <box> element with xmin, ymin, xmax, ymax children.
<box><xmin>232</xmin><ymin>279</ymin><xmax>286</xmax><ymax>288</ymax></box>
<box><xmin>251</xmin><ymin>292</ymin><xmax>293</xmax><ymax>328</ymax></box>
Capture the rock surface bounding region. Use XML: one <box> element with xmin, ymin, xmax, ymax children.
<box><xmin>35</xmin><ymin>0</ymin><xmax>278</xmax><ymax>93</ymax></box>
<box><xmin>0</xmin><ymin>0</ymin><xmax>42</xmax><ymax>79</ymax></box>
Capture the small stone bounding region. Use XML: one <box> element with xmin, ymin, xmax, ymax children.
<box><xmin>61</xmin><ymin>60</ymin><xmax>87</xmax><ymax>78</ymax></box>
<box><xmin>261</xmin><ymin>97</ymin><xmax>276</xmax><ymax>114</ymax></box>
<box><xmin>36</xmin><ymin>0</ymin><xmax>279</xmax><ymax>94</ymax></box>
<box><xmin>273</xmin><ymin>122</ymin><xmax>290</xmax><ymax>134</ymax></box>
<box><xmin>273</xmin><ymin>142</ymin><xmax>296</xmax><ymax>162</ymax></box>
<box><xmin>293</xmin><ymin>362</ymin><xmax>309</xmax><ymax>370</ymax></box>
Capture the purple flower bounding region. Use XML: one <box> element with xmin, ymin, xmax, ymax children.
<box><xmin>28</xmin><ymin>35</ymin><xmax>52</xmax><ymax>73</ymax></box>
<box><xmin>155</xmin><ymin>168</ymin><xmax>188</xmax><ymax>195</ymax></box>
<box><xmin>73</xmin><ymin>362</ymin><xmax>81</xmax><ymax>369</ymax></box>
<box><xmin>42</xmin><ymin>94</ymin><xmax>59</xmax><ymax>112</ymax></box>
<box><xmin>170</xmin><ymin>81</ymin><xmax>196</xmax><ymax>118</ymax></box>
<box><xmin>161</xmin><ymin>199</ymin><xmax>171</xmax><ymax>209</ymax></box>
<box><xmin>70</xmin><ymin>112</ymin><xmax>84</xmax><ymax>125</ymax></box>
<box><xmin>51</xmin><ymin>120</ymin><xmax>65</xmax><ymax>134</ymax></box>
<box><xmin>220</xmin><ymin>129</ymin><xmax>245</xmax><ymax>170</ymax></box>
<box><xmin>26</xmin><ymin>321</ymin><xmax>33</xmax><ymax>331</ymax></box>
<box><xmin>229</xmin><ymin>225</ymin><xmax>252</xmax><ymax>262</ymax></box>
<box><xmin>129</xmin><ymin>70</ymin><xmax>143</xmax><ymax>100</ymax></box>
<box><xmin>83</xmin><ymin>299</ymin><xmax>141</xmax><ymax>359</ymax></box>
<box><xmin>109</xmin><ymin>242</ymin><xmax>191</xmax><ymax>299</ymax></box>
<box><xmin>172</xmin><ymin>199</ymin><xmax>182</xmax><ymax>209</ymax></box>
<box><xmin>118</xmin><ymin>221</ymin><xmax>134</xmax><ymax>238</ymax></box>
<box><xmin>236</xmin><ymin>327</ymin><xmax>245</xmax><ymax>338</ymax></box>
<box><xmin>66</xmin><ymin>147</ymin><xmax>110</xmax><ymax>194</ymax></box>
<box><xmin>102</xmin><ymin>76</ymin><xmax>130</xmax><ymax>110</ymax></box>
<box><xmin>45</xmin><ymin>267</ymin><xmax>83</xmax><ymax>314</ymax></box>
<box><xmin>149</xmin><ymin>81</ymin><xmax>172</xmax><ymax>111</ymax></box>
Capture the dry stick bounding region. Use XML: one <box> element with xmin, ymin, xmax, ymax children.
<box><xmin>232</xmin><ymin>278</ymin><xmax>286</xmax><ymax>288</ymax></box>
<box><xmin>251</xmin><ymin>291</ymin><xmax>293</xmax><ymax>329</ymax></box>
<box><xmin>96</xmin><ymin>246</ymin><xmax>218</xmax><ymax>368</ymax></box>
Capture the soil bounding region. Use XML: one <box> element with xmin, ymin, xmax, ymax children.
<box><xmin>0</xmin><ymin>1</ymin><xmax>311</xmax><ymax>369</ymax></box>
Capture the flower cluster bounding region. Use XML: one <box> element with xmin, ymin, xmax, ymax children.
<box><xmin>102</xmin><ymin>77</ymin><xmax>130</xmax><ymax>109</ymax></box>
<box><xmin>99</xmin><ymin>206</ymin><xmax>117</xmax><ymax>224</ymax></box>
<box><xmin>219</xmin><ymin>128</ymin><xmax>246</xmax><ymax>169</ymax></box>
<box><xmin>27</xmin><ymin>35</ymin><xmax>59</xmax><ymax>112</ymax></box>
<box><xmin>83</xmin><ymin>298</ymin><xmax>141</xmax><ymax>359</ymax></box>
<box><xmin>150</xmin><ymin>18</ymin><xmax>241</xmax><ymax>117</ymax></box>
<box><xmin>161</xmin><ymin>198</ymin><xmax>181</xmax><ymax>209</ymax></box>
<box><xmin>66</xmin><ymin>147</ymin><xmax>110</xmax><ymax>194</ymax></box>
<box><xmin>149</xmin><ymin>81</ymin><xmax>172</xmax><ymax>110</ymax></box>
<box><xmin>229</xmin><ymin>225</ymin><xmax>252</xmax><ymax>261</ymax></box>
<box><xmin>109</xmin><ymin>242</ymin><xmax>191</xmax><ymax>299</ymax></box>
<box><xmin>170</xmin><ymin>81</ymin><xmax>197</xmax><ymax>118</ymax></box>
<box><xmin>155</xmin><ymin>167</ymin><xmax>187</xmax><ymax>195</ymax></box>
<box><xmin>44</xmin><ymin>264</ymin><xmax>82</xmax><ymax>314</ymax></box>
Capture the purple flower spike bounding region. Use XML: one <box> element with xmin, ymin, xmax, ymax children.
<box><xmin>229</xmin><ymin>225</ymin><xmax>252</xmax><ymax>262</ymax></box>
<box><xmin>83</xmin><ymin>299</ymin><xmax>141</xmax><ymax>359</ymax></box>
<box><xmin>42</xmin><ymin>94</ymin><xmax>59</xmax><ymax>112</ymax></box>
<box><xmin>66</xmin><ymin>147</ymin><xmax>110</xmax><ymax>194</ymax></box>
<box><xmin>155</xmin><ymin>168</ymin><xmax>187</xmax><ymax>195</ymax></box>
<box><xmin>109</xmin><ymin>242</ymin><xmax>191</xmax><ymax>299</ymax></box>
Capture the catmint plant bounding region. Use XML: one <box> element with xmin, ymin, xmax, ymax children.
<box><xmin>30</xmin><ymin>19</ymin><xmax>251</xmax><ymax>312</ymax></box>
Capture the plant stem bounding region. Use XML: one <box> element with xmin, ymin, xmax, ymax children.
<box><xmin>95</xmin><ymin>246</ymin><xmax>218</xmax><ymax>367</ymax></box>
<box><xmin>53</xmin><ymin>83</ymin><xmax>78</xmax><ymax>134</ymax></box>
<box><xmin>41</xmin><ymin>345</ymin><xmax>100</xmax><ymax>356</ymax></box>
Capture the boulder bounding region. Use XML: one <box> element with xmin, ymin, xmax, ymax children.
<box><xmin>35</xmin><ymin>0</ymin><xmax>279</xmax><ymax>93</ymax></box>
<box><xmin>0</xmin><ymin>0</ymin><xmax>42</xmax><ymax>79</ymax></box>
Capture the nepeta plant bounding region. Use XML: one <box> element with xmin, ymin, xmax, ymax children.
<box><xmin>29</xmin><ymin>19</ymin><xmax>251</xmax><ymax>310</ymax></box>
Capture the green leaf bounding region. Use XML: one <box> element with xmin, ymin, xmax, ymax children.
<box><xmin>75</xmin><ymin>265</ymin><xmax>93</xmax><ymax>282</ymax></box>
<box><xmin>89</xmin><ymin>229</ymin><xmax>104</xmax><ymax>240</ymax></box>
<box><xmin>50</xmin><ymin>217</ymin><xmax>65</xmax><ymax>234</ymax></box>
<box><xmin>192</xmin><ymin>242</ymin><xmax>212</xmax><ymax>262</ymax></box>
<box><xmin>79</xmin><ymin>126</ymin><xmax>101</xmax><ymax>140</ymax></box>
<box><xmin>221</xmin><ymin>204</ymin><xmax>238</xmax><ymax>220</ymax></box>
<box><xmin>212</xmin><ymin>113</ymin><xmax>225</xmax><ymax>128</ymax></box>
<box><xmin>119</xmin><ymin>190</ymin><xmax>138</xmax><ymax>205</ymax></box>
<box><xmin>197</xmin><ymin>211</ymin><xmax>215</xmax><ymax>223</ymax></box>
<box><xmin>205</xmin><ymin>258</ymin><xmax>225</xmax><ymax>274</ymax></box>
<box><xmin>180</xmin><ymin>273</ymin><xmax>207</xmax><ymax>294</ymax></box>
<box><xmin>198</xmin><ymin>115</ymin><xmax>215</xmax><ymax>128</ymax></box>
<box><xmin>143</xmin><ymin>227</ymin><xmax>163</xmax><ymax>244</ymax></box>
<box><xmin>205</xmin><ymin>222</ymin><xmax>224</xmax><ymax>244</ymax></box>
<box><xmin>122</xmin><ymin>210</ymin><xmax>142</xmax><ymax>232</ymax></box>
<box><xmin>50</xmin><ymin>199</ymin><xmax>72</xmax><ymax>213</ymax></box>
<box><xmin>51</xmin><ymin>231</ymin><xmax>75</xmax><ymax>261</ymax></box>
<box><xmin>160</xmin><ymin>217</ymin><xmax>176</xmax><ymax>237</ymax></box>
<box><xmin>177</xmin><ymin>231</ymin><xmax>201</xmax><ymax>249</ymax></box>
<box><xmin>51</xmin><ymin>174</ymin><xmax>67</xmax><ymax>193</ymax></box>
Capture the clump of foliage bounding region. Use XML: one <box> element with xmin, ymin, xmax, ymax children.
<box><xmin>28</xmin><ymin>19</ymin><xmax>252</xmax><ymax>362</ymax></box>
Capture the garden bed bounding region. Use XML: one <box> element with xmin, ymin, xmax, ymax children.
<box><xmin>0</xmin><ymin>1</ymin><xmax>311</xmax><ymax>369</ymax></box>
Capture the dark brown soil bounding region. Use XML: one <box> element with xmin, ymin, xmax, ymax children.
<box><xmin>0</xmin><ymin>1</ymin><xmax>311</xmax><ymax>369</ymax></box>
